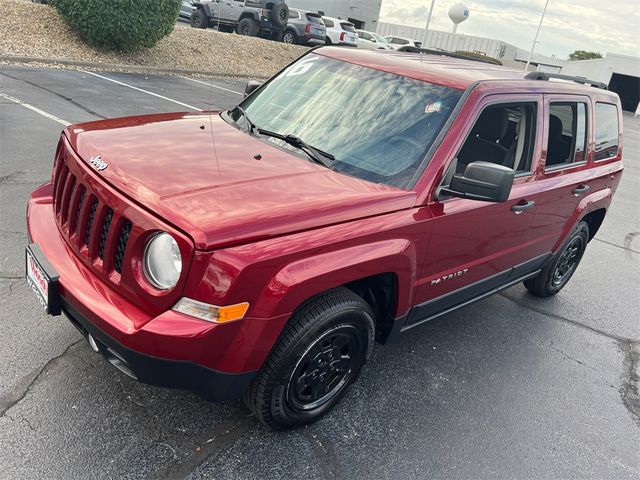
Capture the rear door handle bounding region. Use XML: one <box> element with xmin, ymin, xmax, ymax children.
<box><xmin>572</xmin><ymin>184</ymin><xmax>590</xmax><ymax>196</ymax></box>
<box><xmin>511</xmin><ymin>200</ymin><xmax>536</xmax><ymax>214</ymax></box>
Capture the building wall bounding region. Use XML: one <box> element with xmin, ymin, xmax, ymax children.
<box><xmin>560</xmin><ymin>54</ymin><xmax>640</xmax><ymax>85</ymax></box>
<box><xmin>286</xmin><ymin>0</ymin><xmax>382</xmax><ymax>29</ymax></box>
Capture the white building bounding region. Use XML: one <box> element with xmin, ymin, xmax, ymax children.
<box><xmin>285</xmin><ymin>0</ymin><xmax>382</xmax><ymax>30</ymax></box>
<box><xmin>560</xmin><ymin>53</ymin><xmax>640</xmax><ymax>112</ymax></box>
<box><xmin>376</xmin><ymin>22</ymin><xmax>564</xmax><ymax>72</ymax></box>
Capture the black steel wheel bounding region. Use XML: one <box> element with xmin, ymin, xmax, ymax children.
<box><xmin>244</xmin><ymin>287</ymin><xmax>375</xmax><ymax>430</ymax></box>
<box><xmin>524</xmin><ymin>221</ymin><xmax>589</xmax><ymax>297</ymax></box>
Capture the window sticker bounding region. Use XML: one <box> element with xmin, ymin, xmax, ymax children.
<box><xmin>284</xmin><ymin>57</ymin><xmax>317</xmax><ymax>78</ymax></box>
<box><xmin>425</xmin><ymin>101</ymin><xmax>442</xmax><ymax>113</ymax></box>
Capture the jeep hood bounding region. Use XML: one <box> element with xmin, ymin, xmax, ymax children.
<box><xmin>65</xmin><ymin>112</ymin><xmax>416</xmax><ymax>249</ymax></box>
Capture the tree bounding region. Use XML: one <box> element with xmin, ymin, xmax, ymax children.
<box><xmin>568</xmin><ymin>50</ymin><xmax>603</xmax><ymax>61</ymax></box>
<box><xmin>50</xmin><ymin>0</ymin><xmax>181</xmax><ymax>53</ymax></box>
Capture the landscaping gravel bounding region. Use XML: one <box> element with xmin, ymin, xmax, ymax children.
<box><xmin>0</xmin><ymin>0</ymin><xmax>307</xmax><ymax>77</ymax></box>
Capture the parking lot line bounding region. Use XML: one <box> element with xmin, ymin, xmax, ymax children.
<box><xmin>0</xmin><ymin>92</ymin><xmax>70</xmax><ymax>126</ymax></box>
<box><xmin>180</xmin><ymin>76</ymin><xmax>243</xmax><ymax>95</ymax></box>
<box><xmin>83</xmin><ymin>71</ymin><xmax>203</xmax><ymax>111</ymax></box>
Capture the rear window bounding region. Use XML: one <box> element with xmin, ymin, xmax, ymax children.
<box><xmin>306</xmin><ymin>13</ymin><xmax>323</xmax><ymax>24</ymax></box>
<box><xmin>595</xmin><ymin>103</ymin><xmax>619</xmax><ymax>161</ymax></box>
<box><xmin>323</xmin><ymin>18</ymin><xmax>334</xmax><ymax>27</ymax></box>
<box><xmin>341</xmin><ymin>23</ymin><xmax>356</xmax><ymax>33</ymax></box>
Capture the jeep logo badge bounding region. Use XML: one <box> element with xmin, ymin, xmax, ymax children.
<box><xmin>89</xmin><ymin>155</ymin><xmax>108</xmax><ymax>171</ymax></box>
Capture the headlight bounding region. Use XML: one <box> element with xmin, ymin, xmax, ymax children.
<box><xmin>143</xmin><ymin>232</ymin><xmax>182</xmax><ymax>290</ymax></box>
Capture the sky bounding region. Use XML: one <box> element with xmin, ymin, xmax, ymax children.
<box><xmin>378</xmin><ymin>0</ymin><xmax>640</xmax><ymax>59</ymax></box>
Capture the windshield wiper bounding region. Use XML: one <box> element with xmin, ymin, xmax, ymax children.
<box><xmin>234</xmin><ymin>105</ymin><xmax>256</xmax><ymax>134</ymax></box>
<box><xmin>257</xmin><ymin>128</ymin><xmax>334</xmax><ymax>168</ymax></box>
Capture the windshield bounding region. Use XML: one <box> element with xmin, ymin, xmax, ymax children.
<box><xmin>235</xmin><ymin>54</ymin><xmax>462</xmax><ymax>189</ymax></box>
<box><xmin>372</xmin><ymin>32</ymin><xmax>388</xmax><ymax>43</ymax></box>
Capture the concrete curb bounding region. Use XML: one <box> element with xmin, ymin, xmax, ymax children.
<box><xmin>0</xmin><ymin>55</ymin><xmax>270</xmax><ymax>80</ymax></box>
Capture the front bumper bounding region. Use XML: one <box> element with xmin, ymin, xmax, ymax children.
<box><xmin>26</xmin><ymin>183</ymin><xmax>291</xmax><ymax>400</ymax></box>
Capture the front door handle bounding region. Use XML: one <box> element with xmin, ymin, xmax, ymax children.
<box><xmin>511</xmin><ymin>200</ymin><xmax>536</xmax><ymax>214</ymax></box>
<box><xmin>572</xmin><ymin>184</ymin><xmax>590</xmax><ymax>196</ymax></box>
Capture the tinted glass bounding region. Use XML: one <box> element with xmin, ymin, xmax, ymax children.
<box><xmin>546</xmin><ymin>102</ymin><xmax>587</xmax><ymax>168</ymax></box>
<box><xmin>238</xmin><ymin>54</ymin><xmax>462</xmax><ymax>188</ymax></box>
<box><xmin>288</xmin><ymin>9</ymin><xmax>300</xmax><ymax>19</ymax></box>
<box><xmin>323</xmin><ymin>18</ymin><xmax>334</xmax><ymax>27</ymax></box>
<box><xmin>595</xmin><ymin>103</ymin><xmax>619</xmax><ymax>160</ymax></box>
<box><xmin>341</xmin><ymin>23</ymin><xmax>356</xmax><ymax>32</ymax></box>
<box><xmin>306</xmin><ymin>14</ymin><xmax>323</xmax><ymax>24</ymax></box>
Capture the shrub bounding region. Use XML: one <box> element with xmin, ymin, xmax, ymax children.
<box><xmin>454</xmin><ymin>50</ymin><xmax>503</xmax><ymax>66</ymax></box>
<box><xmin>50</xmin><ymin>0</ymin><xmax>181</xmax><ymax>53</ymax></box>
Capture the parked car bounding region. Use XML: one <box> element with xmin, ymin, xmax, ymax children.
<box><xmin>27</xmin><ymin>48</ymin><xmax>623</xmax><ymax>430</ymax></box>
<box><xmin>356</xmin><ymin>29</ymin><xmax>392</xmax><ymax>50</ymax></box>
<box><xmin>384</xmin><ymin>35</ymin><xmax>423</xmax><ymax>50</ymax></box>
<box><xmin>179</xmin><ymin>1</ymin><xmax>194</xmax><ymax>20</ymax></box>
<box><xmin>322</xmin><ymin>16</ymin><xmax>358</xmax><ymax>46</ymax></box>
<box><xmin>282</xmin><ymin>9</ymin><xmax>325</xmax><ymax>46</ymax></box>
<box><xmin>190</xmin><ymin>0</ymin><xmax>288</xmax><ymax>38</ymax></box>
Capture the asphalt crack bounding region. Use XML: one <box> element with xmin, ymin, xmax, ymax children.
<box><xmin>148</xmin><ymin>415</ymin><xmax>257</xmax><ymax>479</ymax></box>
<box><xmin>303</xmin><ymin>427</ymin><xmax>341</xmax><ymax>480</ymax></box>
<box><xmin>499</xmin><ymin>292</ymin><xmax>636</xmax><ymax>344</ymax></box>
<box><xmin>593</xmin><ymin>236</ymin><xmax>640</xmax><ymax>254</ymax></box>
<box><xmin>0</xmin><ymin>71</ymin><xmax>108</xmax><ymax>120</ymax></box>
<box><xmin>619</xmin><ymin>340</ymin><xmax>640</xmax><ymax>426</ymax></box>
<box><xmin>0</xmin><ymin>339</ymin><xmax>83</xmax><ymax>417</ymax></box>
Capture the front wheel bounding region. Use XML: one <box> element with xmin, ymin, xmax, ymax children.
<box><xmin>524</xmin><ymin>221</ymin><xmax>589</xmax><ymax>297</ymax></box>
<box><xmin>245</xmin><ymin>288</ymin><xmax>375</xmax><ymax>430</ymax></box>
<box><xmin>190</xmin><ymin>8</ymin><xmax>208</xmax><ymax>29</ymax></box>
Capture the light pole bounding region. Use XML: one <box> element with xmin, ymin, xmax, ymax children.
<box><xmin>525</xmin><ymin>0</ymin><xmax>551</xmax><ymax>71</ymax></box>
<box><xmin>422</xmin><ymin>0</ymin><xmax>436</xmax><ymax>48</ymax></box>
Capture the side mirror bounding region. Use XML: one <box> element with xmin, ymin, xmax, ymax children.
<box><xmin>440</xmin><ymin>161</ymin><xmax>514</xmax><ymax>202</ymax></box>
<box><xmin>244</xmin><ymin>80</ymin><xmax>262</xmax><ymax>98</ymax></box>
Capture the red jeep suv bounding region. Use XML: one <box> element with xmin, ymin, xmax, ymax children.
<box><xmin>26</xmin><ymin>47</ymin><xmax>623</xmax><ymax>429</ymax></box>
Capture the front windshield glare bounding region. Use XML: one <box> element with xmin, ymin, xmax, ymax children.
<box><xmin>239</xmin><ymin>54</ymin><xmax>462</xmax><ymax>189</ymax></box>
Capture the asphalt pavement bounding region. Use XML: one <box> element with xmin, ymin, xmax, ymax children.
<box><xmin>0</xmin><ymin>64</ymin><xmax>638</xmax><ymax>479</ymax></box>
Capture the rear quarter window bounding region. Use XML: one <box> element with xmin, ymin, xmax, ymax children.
<box><xmin>594</xmin><ymin>103</ymin><xmax>619</xmax><ymax>161</ymax></box>
<box><xmin>288</xmin><ymin>10</ymin><xmax>300</xmax><ymax>19</ymax></box>
<box><xmin>323</xmin><ymin>18</ymin><xmax>334</xmax><ymax>28</ymax></box>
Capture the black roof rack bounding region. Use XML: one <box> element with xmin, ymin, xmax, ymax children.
<box><xmin>524</xmin><ymin>72</ymin><xmax>608</xmax><ymax>90</ymax></box>
<box><xmin>395</xmin><ymin>46</ymin><xmax>499</xmax><ymax>65</ymax></box>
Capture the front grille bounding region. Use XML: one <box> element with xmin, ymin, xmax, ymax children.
<box><xmin>114</xmin><ymin>221</ymin><xmax>132</xmax><ymax>274</ymax></box>
<box><xmin>85</xmin><ymin>198</ymin><xmax>98</xmax><ymax>246</ymax></box>
<box><xmin>98</xmin><ymin>208</ymin><xmax>113</xmax><ymax>260</ymax></box>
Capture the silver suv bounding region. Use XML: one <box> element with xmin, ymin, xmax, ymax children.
<box><xmin>281</xmin><ymin>9</ymin><xmax>325</xmax><ymax>46</ymax></box>
<box><xmin>190</xmin><ymin>0</ymin><xmax>289</xmax><ymax>38</ymax></box>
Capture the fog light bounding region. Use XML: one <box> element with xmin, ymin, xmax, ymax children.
<box><xmin>172</xmin><ymin>298</ymin><xmax>249</xmax><ymax>324</ymax></box>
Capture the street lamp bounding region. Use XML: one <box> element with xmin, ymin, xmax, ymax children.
<box><xmin>525</xmin><ymin>0</ymin><xmax>551</xmax><ymax>71</ymax></box>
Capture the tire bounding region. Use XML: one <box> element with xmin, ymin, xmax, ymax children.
<box><xmin>245</xmin><ymin>287</ymin><xmax>375</xmax><ymax>430</ymax></box>
<box><xmin>270</xmin><ymin>3</ymin><xmax>289</xmax><ymax>28</ymax></box>
<box><xmin>190</xmin><ymin>8</ymin><xmax>208</xmax><ymax>29</ymax></box>
<box><xmin>523</xmin><ymin>221</ymin><xmax>589</xmax><ymax>297</ymax></box>
<box><xmin>325</xmin><ymin>36</ymin><xmax>332</xmax><ymax>45</ymax></box>
<box><xmin>282</xmin><ymin>29</ymin><xmax>297</xmax><ymax>45</ymax></box>
<box><xmin>237</xmin><ymin>18</ymin><xmax>258</xmax><ymax>36</ymax></box>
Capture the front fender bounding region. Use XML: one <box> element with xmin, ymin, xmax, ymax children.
<box><xmin>258</xmin><ymin>239</ymin><xmax>416</xmax><ymax>318</ymax></box>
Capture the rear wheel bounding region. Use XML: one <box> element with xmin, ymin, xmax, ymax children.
<box><xmin>325</xmin><ymin>36</ymin><xmax>332</xmax><ymax>45</ymax></box>
<box><xmin>523</xmin><ymin>221</ymin><xmax>589</xmax><ymax>297</ymax></box>
<box><xmin>282</xmin><ymin>29</ymin><xmax>297</xmax><ymax>45</ymax></box>
<box><xmin>245</xmin><ymin>287</ymin><xmax>375</xmax><ymax>430</ymax></box>
<box><xmin>190</xmin><ymin>8</ymin><xmax>208</xmax><ymax>29</ymax></box>
<box><xmin>237</xmin><ymin>18</ymin><xmax>258</xmax><ymax>36</ymax></box>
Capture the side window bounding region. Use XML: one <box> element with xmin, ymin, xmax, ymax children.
<box><xmin>441</xmin><ymin>102</ymin><xmax>537</xmax><ymax>186</ymax></box>
<box><xmin>545</xmin><ymin>102</ymin><xmax>587</xmax><ymax>169</ymax></box>
<box><xmin>289</xmin><ymin>10</ymin><xmax>300</xmax><ymax>19</ymax></box>
<box><xmin>595</xmin><ymin>103</ymin><xmax>619</xmax><ymax>160</ymax></box>
<box><xmin>323</xmin><ymin>18</ymin><xmax>334</xmax><ymax>28</ymax></box>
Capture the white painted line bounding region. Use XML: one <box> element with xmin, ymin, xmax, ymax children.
<box><xmin>181</xmin><ymin>76</ymin><xmax>243</xmax><ymax>95</ymax></box>
<box><xmin>0</xmin><ymin>92</ymin><xmax>70</xmax><ymax>126</ymax></box>
<box><xmin>82</xmin><ymin>71</ymin><xmax>202</xmax><ymax>111</ymax></box>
